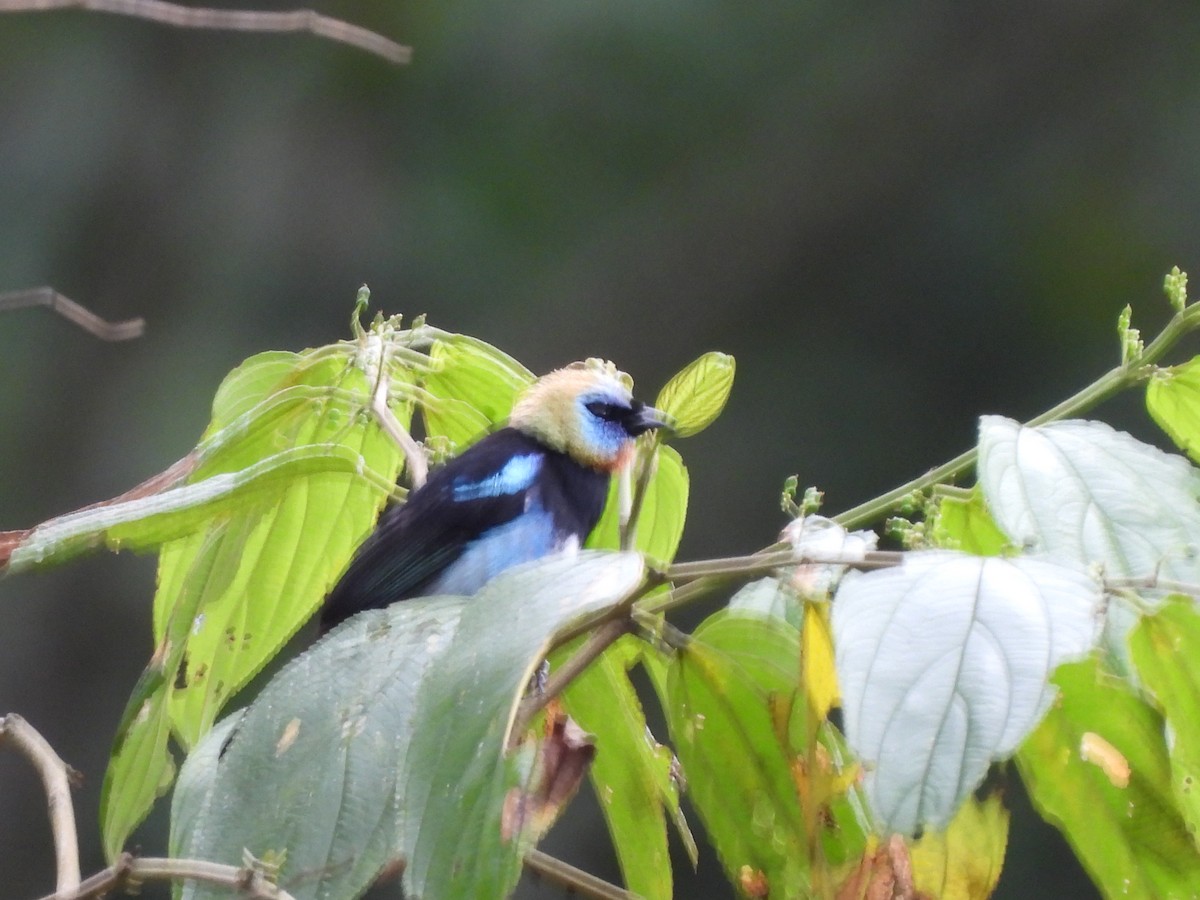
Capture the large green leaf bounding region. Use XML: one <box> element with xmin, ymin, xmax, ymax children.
<box><xmin>1130</xmin><ymin>596</ymin><xmax>1200</xmax><ymax>845</ymax></box>
<box><xmin>403</xmin><ymin>551</ymin><xmax>645</xmax><ymax>899</ymax></box>
<box><xmin>172</xmin><ymin>552</ymin><xmax>643</xmax><ymax>900</ymax></box>
<box><xmin>102</xmin><ymin>522</ymin><xmax>240</xmax><ymax>861</ymax></box>
<box><xmin>421</xmin><ymin>334</ymin><xmax>534</xmax><ymax>448</ymax></box>
<box><xmin>159</xmin><ymin>354</ymin><xmax>407</xmax><ymax>749</ymax></box>
<box><xmin>102</xmin><ymin>343</ymin><xmax>409</xmax><ymax>859</ymax></box>
<box><xmin>4</xmin><ymin>445</ymin><xmax>365</xmax><ymax>574</ymax></box>
<box><xmin>660</xmin><ymin>611</ymin><xmax>813</xmax><ymax>895</ymax></box>
<box><xmin>1017</xmin><ymin>658</ymin><xmax>1200</xmax><ymax>898</ymax></box>
<box><xmin>557</xmin><ymin>636</ymin><xmax>684</xmax><ymax>900</ymax></box>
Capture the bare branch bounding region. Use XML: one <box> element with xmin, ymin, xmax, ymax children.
<box><xmin>0</xmin><ymin>714</ymin><xmax>81</xmax><ymax>894</ymax></box>
<box><xmin>1</xmin><ymin>0</ymin><xmax>411</xmax><ymax>65</ymax></box>
<box><xmin>35</xmin><ymin>852</ymin><xmax>298</xmax><ymax>900</ymax></box>
<box><xmin>0</xmin><ymin>287</ymin><xmax>144</xmax><ymax>341</ymax></box>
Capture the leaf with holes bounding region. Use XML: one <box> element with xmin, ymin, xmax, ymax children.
<box><xmin>1018</xmin><ymin>658</ymin><xmax>1200</xmax><ymax>897</ymax></box>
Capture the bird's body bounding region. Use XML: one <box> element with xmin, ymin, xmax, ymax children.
<box><xmin>320</xmin><ymin>364</ymin><xmax>665</xmax><ymax>629</ymax></box>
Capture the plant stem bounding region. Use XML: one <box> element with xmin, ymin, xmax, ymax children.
<box><xmin>0</xmin><ymin>714</ymin><xmax>80</xmax><ymax>893</ymax></box>
<box><xmin>834</xmin><ymin>302</ymin><xmax>1200</xmax><ymax>530</ymax></box>
<box><xmin>524</xmin><ymin>850</ymin><xmax>637</xmax><ymax>899</ymax></box>
<box><xmin>34</xmin><ymin>854</ymin><xmax>295</xmax><ymax>900</ymax></box>
<box><xmin>511</xmin><ymin>618</ymin><xmax>630</xmax><ymax>744</ymax></box>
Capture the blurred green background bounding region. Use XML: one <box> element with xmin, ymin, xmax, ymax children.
<box><xmin>3</xmin><ymin>1</ymin><xmax>1199</xmax><ymax>896</ymax></box>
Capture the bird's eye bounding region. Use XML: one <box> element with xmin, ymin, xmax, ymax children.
<box><xmin>585</xmin><ymin>400</ymin><xmax>626</xmax><ymax>422</ymax></box>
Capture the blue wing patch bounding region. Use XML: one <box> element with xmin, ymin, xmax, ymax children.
<box><xmin>452</xmin><ymin>453</ymin><xmax>543</xmax><ymax>501</ymax></box>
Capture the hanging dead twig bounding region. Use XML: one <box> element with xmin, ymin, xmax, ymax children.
<box><xmin>0</xmin><ymin>287</ymin><xmax>145</xmax><ymax>341</ymax></box>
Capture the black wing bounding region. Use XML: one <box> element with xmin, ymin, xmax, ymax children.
<box><xmin>321</xmin><ymin>429</ymin><xmax>547</xmax><ymax>629</ymax></box>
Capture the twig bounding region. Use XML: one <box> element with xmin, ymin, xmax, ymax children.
<box><xmin>524</xmin><ymin>849</ymin><xmax>638</xmax><ymax>900</ymax></box>
<box><xmin>0</xmin><ymin>287</ymin><xmax>144</xmax><ymax>341</ymax></box>
<box><xmin>511</xmin><ymin>617</ymin><xmax>630</xmax><ymax>746</ymax></box>
<box><xmin>833</xmin><ymin>300</ymin><xmax>1200</xmax><ymax>530</ymax></box>
<box><xmin>35</xmin><ymin>852</ymin><xmax>297</xmax><ymax>900</ymax></box>
<box><xmin>370</xmin><ymin>345</ymin><xmax>428</xmax><ymax>488</ymax></box>
<box><xmin>664</xmin><ymin>548</ymin><xmax>904</xmax><ymax>582</ymax></box>
<box><xmin>2</xmin><ymin>0</ymin><xmax>411</xmax><ymax>65</ymax></box>
<box><xmin>620</xmin><ymin>440</ymin><xmax>658</xmax><ymax>552</ymax></box>
<box><xmin>1106</xmin><ymin>574</ymin><xmax>1200</xmax><ymax>598</ymax></box>
<box><xmin>0</xmin><ymin>714</ymin><xmax>80</xmax><ymax>894</ymax></box>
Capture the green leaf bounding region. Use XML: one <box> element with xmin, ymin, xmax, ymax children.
<box><xmin>654</xmin><ymin>351</ymin><xmax>735</xmax><ymax>438</ymax></box>
<box><xmin>159</xmin><ymin>358</ymin><xmax>406</xmax><ymax>749</ymax></box>
<box><xmin>1147</xmin><ymin>358</ymin><xmax>1200</xmax><ymax>464</ymax></box>
<box><xmin>1017</xmin><ymin>658</ymin><xmax>1200</xmax><ymax>897</ymax></box>
<box><xmin>1130</xmin><ymin>596</ymin><xmax>1200</xmax><ymax>845</ymax></box>
<box><xmin>660</xmin><ymin>611</ymin><xmax>815</xmax><ymax>894</ymax></box>
<box><xmin>558</xmin><ymin>637</ymin><xmax>678</xmax><ymax>900</ymax></box>
<box><xmin>101</xmin><ymin>346</ymin><xmax>407</xmax><ymax>859</ymax></box>
<box><xmin>172</xmin><ymin>552</ymin><xmax>644</xmax><ymax>900</ymax></box>
<box><xmin>404</xmin><ymin>552</ymin><xmax>645</xmax><ymax>899</ymax></box>
<box><xmin>588</xmin><ymin>445</ymin><xmax>689</xmax><ymax>565</ymax></box>
<box><xmin>6</xmin><ymin>445</ymin><xmax>368</xmax><ymax>574</ymax></box>
<box><xmin>930</xmin><ymin>488</ymin><xmax>1010</xmax><ymax>556</ymax></box>
<box><xmin>173</xmin><ymin>597</ymin><xmax>466</xmax><ymax>900</ymax></box>
<box><xmin>422</xmin><ymin>335</ymin><xmax>534</xmax><ymax>448</ymax></box>
<box><xmin>206</xmin><ymin>350</ymin><xmax>310</xmax><ymax>434</ymax></box>
<box><xmin>102</xmin><ymin>522</ymin><xmax>238</xmax><ymax>861</ymax></box>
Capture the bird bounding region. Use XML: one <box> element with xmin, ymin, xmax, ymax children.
<box><xmin>320</xmin><ymin>362</ymin><xmax>668</xmax><ymax>629</ymax></box>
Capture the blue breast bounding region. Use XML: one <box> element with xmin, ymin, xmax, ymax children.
<box><xmin>425</xmin><ymin>507</ymin><xmax>566</xmax><ymax>596</ymax></box>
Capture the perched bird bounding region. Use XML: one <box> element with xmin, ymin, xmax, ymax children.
<box><xmin>320</xmin><ymin>363</ymin><xmax>668</xmax><ymax>629</ymax></box>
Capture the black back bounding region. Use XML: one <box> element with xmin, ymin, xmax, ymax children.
<box><xmin>320</xmin><ymin>428</ymin><xmax>610</xmax><ymax>629</ymax></box>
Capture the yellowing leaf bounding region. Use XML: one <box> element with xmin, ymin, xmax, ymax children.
<box><xmin>803</xmin><ymin>600</ymin><xmax>839</xmax><ymax>720</ymax></box>
<box><xmin>909</xmin><ymin>793</ymin><xmax>1009</xmax><ymax>900</ymax></box>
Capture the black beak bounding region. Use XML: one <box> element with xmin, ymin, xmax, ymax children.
<box><xmin>625</xmin><ymin>401</ymin><xmax>672</xmax><ymax>436</ymax></box>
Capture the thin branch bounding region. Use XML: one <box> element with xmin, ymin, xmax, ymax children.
<box><xmin>524</xmin><ymin>849</ymin><xmax>638</xmax><ymax>900</ymax></box>
<box><xmin>370</xmin><ymin>349</ymin><xmax>428</xmax><ymax>488</ymax></box>
<box><xmin>0</xmin><ymin>287</ymin><xmax>144</xmax><ymax>341</ymax></box>
<box><xmin>511</xmin><ymin>617</ymin><xmax>630</xmax><ymax>745</ymax></box>
<box><xmin>620</xmin><ymin>440</ymin><xmax>658</xmax><ymax>552</ymax></box>
<box><xmin>1106</xmin><ymin>574</ymin><xmax>1200</xmax><ymax>598</ymax></box>
<box><xmin>3</xmin><ymin>0</ymin><xmax>411</xmax><ymax>65</ymax></box>
<box><xmin>833</xmin><ymin>300</ymin><xmax>1200</xmax><ymax>530</ymax></box>
<box><xmin>0</xmin><ymin>714</ymin><xmax>80</xmax><ymax>894</ymax></box>
<box><xmin>664</xmin><ymin>548</ymin><xmax>905</xmax><ymax>582</ymax></box>
<box><xmin>36</xmin><ymin>853</ymin><xmax>297</xmax><ymax>900</ymax></box>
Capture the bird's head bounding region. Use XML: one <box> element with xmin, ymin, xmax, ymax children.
<box><xmin>510</xmin><ymin>362</ymin><xmax>669</xmax><ymax>471</ymax></box>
